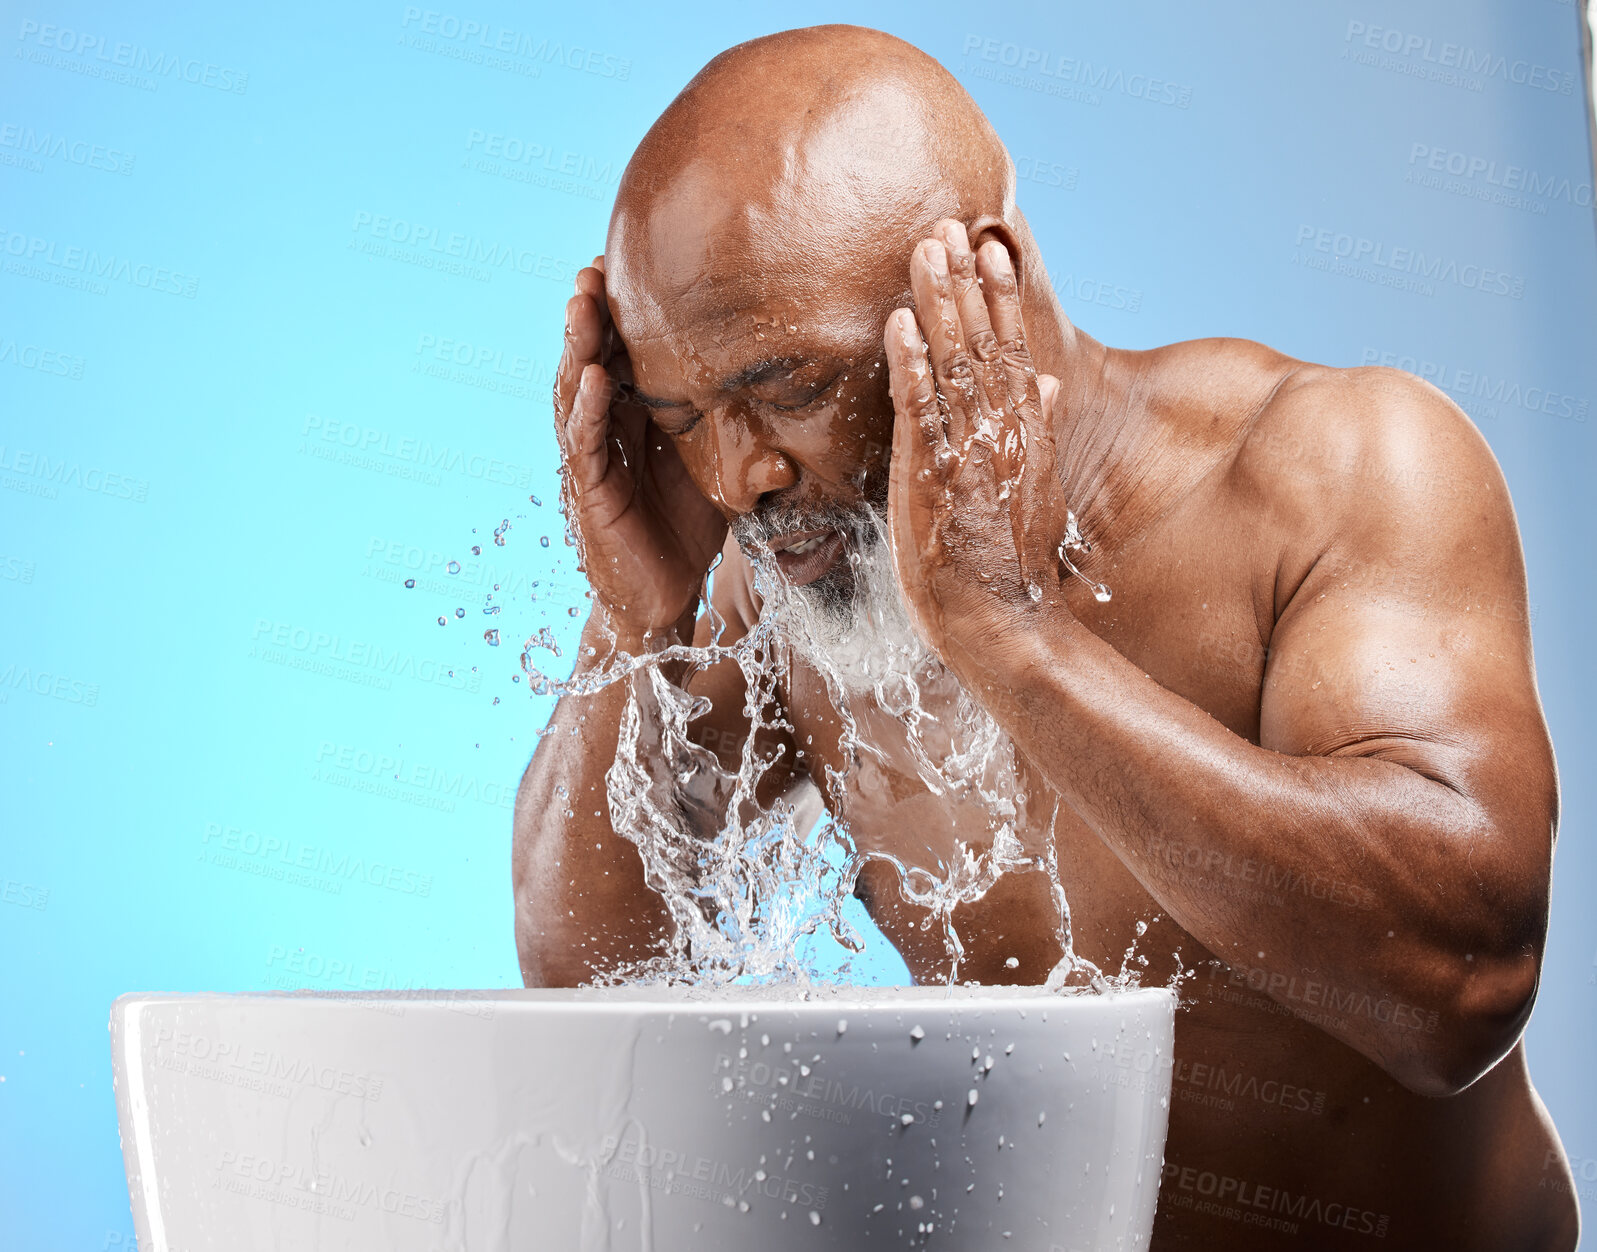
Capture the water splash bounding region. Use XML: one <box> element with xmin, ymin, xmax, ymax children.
<box><xmin>531</xmin><ymin>499</ymin><xmax>1120</xmax><ymax>995</ymax></box>
<box><xmin>1058</xmin><ymin>509</ymin><xmax>1112</xmax><ymax>603</ymax></box>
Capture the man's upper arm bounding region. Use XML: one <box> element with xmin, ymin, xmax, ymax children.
<box><xmin>1251</xmin><ymin>367</ymin><xmax>1556</xmax><ymax>867</ymax></box>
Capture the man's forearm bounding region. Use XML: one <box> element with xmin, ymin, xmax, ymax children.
<box><xmin>512</xmin><ymin>615</ymin><xmax>678</xmax><ymax>987</ymax></box>
<box><xmin>945</xmin><ymin>606</ymin><xmax>1540</xmax><ymax>1095</ymax></box>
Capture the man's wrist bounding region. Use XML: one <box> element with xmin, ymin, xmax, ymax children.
<box><xmin>942</xmin><ymin>592</ymin><xmax>1081</xmax><ymax>694</ymax></box>
<box><xmin>579</xmin><ymin>601</ymin><xmax>699</xmax><ymax>669</ymax></box>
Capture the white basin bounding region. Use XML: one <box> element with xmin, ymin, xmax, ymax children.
<box><xmin>111</xmin><ymin>985</ymin><xmax>1175</xmax><ymax>1250</ymax></box>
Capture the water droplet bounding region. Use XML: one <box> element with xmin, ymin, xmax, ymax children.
<box><xmin>447</xmin><ymin>560</ymin><xmax>461</xmax><ymax>575</ymax></box>
<box><xmin>530</xmin><ymin>495</ymin><xmax>542</xmax><ymax>506</ymax></box>
<box><xmin>809</xmin><ymin>1210</ymin><xmax>822</xmax><ymax>1226</ymax></box>
<box><xmin>455</xmin><ymin>608</ymin><xmax>465</xmax><ymax>619</ymax></box>
<box><xmin>909</xmin><ymin>1195</ymin><xmax>924</xmax><ymax>1210</ymax></box>
<box><xmin>471</xmin><ymin>545</ymin><xmax>481</xmax><ymax>556</ymax></box>
<box><xmin>967</xmin><ymin>1089</ymin><xmax>979</xmax><ymax>1107</ymax></box>
<box><xmin>909</xmin><ymin>1025</ymin><xmax>925</xmax><ymax>1042</ymax></box>
<box><xmin>484</xmin><ymin>629</ymin><xmax>500</xmax><ymax>646</ymax></box>
<box><xmin>1004</xmin><ymin>956</ymin><xmax>1020</xmax><ymax>969</ymax></box>
<box><xmin>437</xmin><ymin>616</ymin><xmax>446</xmax><ymax>626</ymax></box>
<box><xmin>404</xmin><ymin>579</ymin><xmax>415</xmax><ymax>589</ymax></box>
<box><xmin>567</xmin><ymin>606</ymin><xmax>580</xmax><ymax>617</ymax></box>
<box><xmin>836</xmin><ymin>1018</ymin><xmax>848</xmax><ymax>1036</ymax></box>
<box><xmin>539</xmin><ymin>535</ymin><xmax>550</xmax><ymax>548</ymax></box>
<box><xmin>900</xmin><ymin>1113</ymin><xmax>915</xmax><ymax>1126</ymax></box>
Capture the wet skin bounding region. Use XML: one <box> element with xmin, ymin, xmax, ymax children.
<box><xmin>513</xmin><ymin>30</ymin><xmax>1577</xmax><ymax>1251</ymax></box>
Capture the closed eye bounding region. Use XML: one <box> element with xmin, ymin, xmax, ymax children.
<box><xmin>648</xmin><ymin>406</ymin><xmax>701</xmax><ymax>436</ymax></box>
<box><xmin>766</xmin><ymin>372</ymin><xmax>843</xmax><ymax>412</ymax></box>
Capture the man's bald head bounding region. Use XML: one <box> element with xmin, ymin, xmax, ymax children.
<box><xmin>606</xmin><ymin>25</ymin><xmax>1026</xmax><ymax>373</ymax></box>
<box><xmin>591</xmin><ymin>22</ymin><xmax>1067</xmax><ymax>624</ymax></box>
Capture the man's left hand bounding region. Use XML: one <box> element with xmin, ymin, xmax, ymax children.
<box><xmin>883</xmin><ymin>219</ymin><xmax>1066</xmax><ymax>664</ymax></box>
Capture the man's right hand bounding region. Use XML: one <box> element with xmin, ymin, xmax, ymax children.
<box><xmin>554</xmin><ymin>258</ymin><xmax>727</xmax><ymax>640</ymax></box>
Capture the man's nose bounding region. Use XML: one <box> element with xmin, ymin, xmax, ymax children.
<box><xmin>702</xmin><ymin>412</ymin><xmax>798</xmax><ymax>516</ymax></box>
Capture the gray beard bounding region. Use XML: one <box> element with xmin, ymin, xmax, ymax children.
<box><xmin>736</xmin><ymin>504</ymin><xmax>938</xmax><ymax>702</ymax></box>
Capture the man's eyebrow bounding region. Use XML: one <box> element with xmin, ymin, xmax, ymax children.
<box><xmin>719</xmin><ymin>356</ymin><xmax>811</xmax><ymax>392</ymax></box>
<box><xmin>630</xmin><ymin>356</ymin><xmax>820</xmax><ymax>408</ymax></box>
<box><xmin>629</xmin><ymin>387</ymin><xmax>685</xmax><ymax>409</ymax></box>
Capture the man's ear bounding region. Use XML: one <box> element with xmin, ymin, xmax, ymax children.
<box><xmin>967</xmin><ymin>216</ymin><xmax>1024</xmax><ymax>295</ymax></box>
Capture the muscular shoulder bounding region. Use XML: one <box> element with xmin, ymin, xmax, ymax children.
<box><xmin>1229</xmin><ymin>359</ymin><xmax>1512</xmax><ymax>565</ymax></box>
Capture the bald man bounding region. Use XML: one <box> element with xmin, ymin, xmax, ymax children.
<box><xmin>512</xmin><ymin>25</ymin><xmax>1578</xmax><ymax>1250</ymax></box>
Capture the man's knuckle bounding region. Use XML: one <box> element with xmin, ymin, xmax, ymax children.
<box><xmin>968</xmin><ymin>328</ymin><xmax>1001</xmax><ymax>361</ymax></box>
<box><xmin>943</xmin><ymin>350</ymin><xmax>977</xmax><ymax>386</ymax></box>
<box><xmin>906</xmin><ymin>378</ymin><xmax>940</xmax><ymax>418</ymax></box>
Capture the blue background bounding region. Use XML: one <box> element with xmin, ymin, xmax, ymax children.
<box><xmin>2</xmin><ymin>1</ymin><xmax>1594</xmax><ymax>1246</ymax></box>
